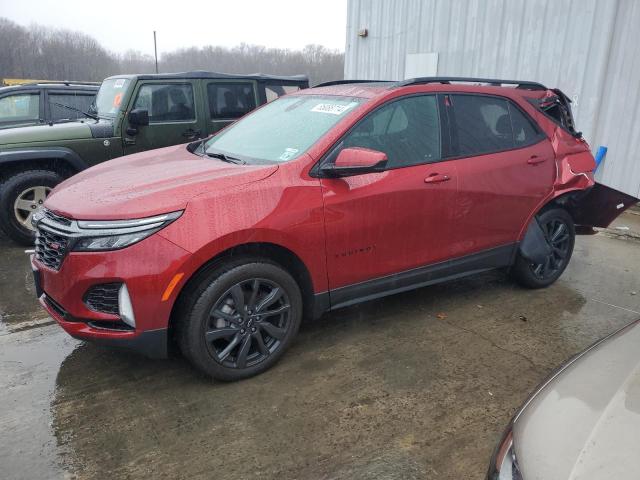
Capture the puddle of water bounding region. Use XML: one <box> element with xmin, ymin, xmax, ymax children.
<box><xmin>0</xmin><ymin>238</ymin><xmax>47</xmax><ymax>328</ymax></box>
<box><xmin>0</xmin><ymin>324</ymin><xmax>79</xmax><ymax>479</ymax></box>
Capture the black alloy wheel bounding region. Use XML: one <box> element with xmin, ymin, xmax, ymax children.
<box><xmin>177</xmin><ymin>260</ymin><xmax>303</xmax><ymax>381</ymax></box>
<box><xmin>512</xmin><ymin>208</ymin><xmax>575</xmax><ymax>289</ymax></box>
<box><xmin>529</xmin><ymin>217</ymin><xmax>572</xmax><ymax>280</ymax></box>
<box><xmin>205</xmin><ymin>278</ymin><xmax>291</xmax><ymax>369</ymax></box>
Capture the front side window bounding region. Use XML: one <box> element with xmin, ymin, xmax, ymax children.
<box><xmin>49</xmin><ymin>93</ymin><xmax>95</xmax><ymax>121</ymax></box>
<box><xmin>340</xmin><ymin>95</ymin><xmax>441</xmax><ymax>168</ymax></box>
<box><xmin>265</xmin><ymin>84</ymin><xmax>303</xmax><ymax>103</ymax></box>
<box><xmin>133</xmin><ymin>83</ymin><xmax>195</xmax><ymax>122</ymax></box>
<box><xmin>0</xmin><ymin>93</ymin><xmax>40</xmax><ymax>122</ymax></box>
<box><xmin>207</xmin><ymin>82</ymin><xmax>256</xmax><ymax>119</ymax></box>
<box><xmin>205</xmin><ymin>95</ymin><xmax>363</xmax><ymax>163</ymax></box>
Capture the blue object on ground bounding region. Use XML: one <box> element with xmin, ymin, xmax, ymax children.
<box><xmin>594</xmin><ymin>146</ymin><xmax>607</xmax><ymax>172</ymax></box>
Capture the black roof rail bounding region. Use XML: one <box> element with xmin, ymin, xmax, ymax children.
<box><xmin>313</xmin><ymin>79</ymin><xmax>391</xmax><ymax>88</ymax></box>
<box><xmin>126</xmin><ymin>72</ymin><xmax>309</xmax><ymax>83</ymax></box>
<box><xmin>34</xmin><ymin>80</ymin><xmax>101</xmax><ymax>86</ymax></box>
<box><xmin>396</xmin><ymin>76</ymin><xmax>547</xmax><ymax>91</ymax></box>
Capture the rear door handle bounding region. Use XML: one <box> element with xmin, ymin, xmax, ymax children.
<box><xmin>527</xmin><ymin>155</ymin><xmax>547</xmax><ymax>165</ymax></box>
<box><xmin>424</xmin><ymin>173</ymin><xmax>451</xmax><ymax>184</ymax></box>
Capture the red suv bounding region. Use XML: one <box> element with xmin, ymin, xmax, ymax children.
<box><xmin>31</xmin><ymin>77</ymin><xmax>637</xmax><ymax>380</ymax></box>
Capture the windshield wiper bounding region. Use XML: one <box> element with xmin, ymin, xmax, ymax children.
<box><xmin>50</xmin><ymin>102</ymin><xmax>99</xmax><ymax>121</ymax></box>
<box><xmin>205</xmin><ymin>151</ymin><xmax>246</xmax><ymax>165</ymax></box>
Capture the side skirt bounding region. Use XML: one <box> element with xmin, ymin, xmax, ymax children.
<box><xmin>315</xmin><ymin>243</ymin><xmax>517</xmax><ymax>313</ymax></box>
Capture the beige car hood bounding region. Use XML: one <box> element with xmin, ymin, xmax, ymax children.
<box><xmin>513</xmin><ymin>319</ymin><xmax>640</xmax><ymax>480</ymax></box>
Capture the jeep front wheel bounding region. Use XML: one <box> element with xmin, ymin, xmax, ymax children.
<box><xmin>0</xmin><ymin>170</ymin><xmax>63</xmax><ymax>245</ymax></box>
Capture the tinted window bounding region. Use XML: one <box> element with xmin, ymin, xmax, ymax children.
<box><xmin>341</xmin><ymin>95</ymin><xmax>441</xmax><ymax>168</ymax></box>
<box><xmin>207</xmin><ymin>82</ymin><xmax>256</xmax><ymax>119</ymax></box>
<box><xmin>133</xmin><ymin>83</ymin><xmax>195</xmax><ymax>122</ymax></box>
<box><xmin>265</xmin><ymin>84</ymin><xmax>302</xmax><ymax>102</ymax></box>
<box><xmin>0</xmin><ymin>93</ymin><xmax>40</xmax><ymax>122</ymax></box>
<box><xmin>508</xmin><ymin>102</ymin><xmax>540</xmax><ymax>146</ymax></box>
<box><xmin>49</xmin><ymin>93</ymin><xmax>95</xmax><ymax>121</ymax></box>
<box><xmin>451</xmin><ymin>95</ymin><xmax>513</xmax><ymax>156</ymax></box>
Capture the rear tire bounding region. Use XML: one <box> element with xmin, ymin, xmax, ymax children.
<box><xmin>512</xmin><ymin>208</ymin><xmax>575</xmax><ymax>289</ymax></box>
<box><xmin>176</xmin><ymin>258</ymin><xmax>303</xmax><ymax>381</ymax></box>
<box><xmin>0</xmin><ymin>170</ymin><xmax>63</xmax><ymax>245</ymax></box>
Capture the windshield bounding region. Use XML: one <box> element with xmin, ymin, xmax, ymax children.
<box><xmin>93</xmin><ymin>78</ymin><xmax>130</xmax><ymax>117</ymax></box>
<box><xmin>204</xmin><ymin>95</ymin><xmax>363</xmax><ymax>163</ymax></box>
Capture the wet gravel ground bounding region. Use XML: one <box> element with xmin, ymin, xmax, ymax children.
<box><xmin>1</xmin><ymin>214</ymin><xmax>639</xmax><ymax>480</ymax></box>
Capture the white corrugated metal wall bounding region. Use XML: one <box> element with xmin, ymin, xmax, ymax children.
<box><xmin>345</xmin><ymin>0</ymin><xmax>640</xmax><ymax>197</ymax></box>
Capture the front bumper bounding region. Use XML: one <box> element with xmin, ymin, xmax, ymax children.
<box><xmin>32</xmin><ymin>232</ymin><xmax>192</xmax><ymax>358</ymax></box>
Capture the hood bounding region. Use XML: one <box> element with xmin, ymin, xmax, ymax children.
<box><xmin>44</xmin><ymin>143</ymin><xmax>278</xmax><ymax>219</ymax></box>
<box><xmin>513</xmin><ymin>319</ymin><xmax>640</xmax><ymax>480</ymax></box>
<box><xmin>0</xmin><ymin>121</ymin><xmax>93</xmax><ymax>146</ymax></box>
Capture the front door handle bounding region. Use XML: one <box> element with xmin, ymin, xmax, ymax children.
<box><xmin>182</xmin><ymin>129</ymin><xmax>201</xmax><ymax>139</ymax></box>
<box><xmin>424</xmin><ymin>173</ymin><xmax>451</xmax><ymax>184</ymax></box>
<box><xmin>527</xmin><ymin>155</ymin><xmax>547</xmax><ymax>165</ymax></box>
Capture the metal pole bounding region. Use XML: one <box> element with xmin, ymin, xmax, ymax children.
<box><xmin>153</xmin><ymin>31</ymin><xmax>158</xmax><ymax>74</ymax></box>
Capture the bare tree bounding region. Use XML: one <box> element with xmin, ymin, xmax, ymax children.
<box><xmin>0</xmin><ymin>18</ymin><xmax>344</xmax><ymax>85</ymax></box>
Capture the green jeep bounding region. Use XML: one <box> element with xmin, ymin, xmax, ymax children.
<box><xmin>0</xmin><ymin>71</ymin><xmax>308</xmax><ymax>244</ymax></box>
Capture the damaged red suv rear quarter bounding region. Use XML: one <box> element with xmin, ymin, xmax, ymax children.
<box><xmin>32</xmin><ymin>78</ymin><xmax>638</xmax><ymax>380</ymax></box>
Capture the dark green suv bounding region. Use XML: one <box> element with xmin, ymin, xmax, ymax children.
<box><xmin>0</xmin><ymin>72</ymin><xmax>308</xmax><ymax>244</ymax></box>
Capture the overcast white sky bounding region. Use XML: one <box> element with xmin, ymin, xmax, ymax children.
<box><xmin>0</xmin><ymin>0</ymin><xmax>348</xmax><ymax>55</ymax></box>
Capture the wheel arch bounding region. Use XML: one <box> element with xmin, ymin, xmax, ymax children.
<box><xmin>517</xmin><ymin>188</ymin><xmax>587</xmax><ymax>241</ymax></box>
<box><xmin>167</xmin><ymin>241</ymin><xmax>322</xmax><ymax>340</ymax></box>
<box><xmin>0</xmin><ymin>147</ymin><xmax>87</xmax><ymax>182</ymax></box>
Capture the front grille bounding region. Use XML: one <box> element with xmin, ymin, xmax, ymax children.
<box><xmin>84</xmin><ymin>283</ymin><xmax>121</xmax><ymax>315</ymax></box>
<box><xmin>35</xmin><ymin>227</ymin><xmax>71</xmax><ymax>270</ymax></box>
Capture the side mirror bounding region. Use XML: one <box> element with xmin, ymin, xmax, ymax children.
<box><xmin>321</xmin><ymin>147</ymin><xmax>387</xmax><ymax>177</ymax></box>
<box><xmin>128</xmin><ymin>108</ymin><xmax>149</xmax><ymax>126</ymax></box>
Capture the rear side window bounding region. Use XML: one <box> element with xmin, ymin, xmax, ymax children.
<box><xmin>0</xmin><ymin>93</ymin><xmax>40</xmax><ymax>122</ymax></box>
<box><xmin>49</xmin><ymin>93</ymin><xmax>95</xmax><ymax>121</ymax></box>
<box><xmin>450</xmin><ymin>95</ymin><xmax>513</xmax><ymax>156</ymax></box>
<box><xmin>265</xmin><ymin>84</ymin><xmax>302</xmax><ymax>103</ymax></box>
<box><xmin>449</xmin><ymin>94</ymin><xmax>543</xmax><ymax>157</ymax></box>
<box><xmin>508</xmin><ymin>102</ymin><xmax>540</xmax><ymax>146</ymax></box>
<box><xmin>133</xmin><ymin>83</ymin><xmax>195</xmax><ymax>122</ymax></box>
<box><xmin>342</xmin><ymin>95</ymin><xmax>441</xmax><ymax>168</ymax></box>
<box><xmin>207</xmin><ymin>82</ymin><xmax>256</xmax><ymax>119</ymax></box>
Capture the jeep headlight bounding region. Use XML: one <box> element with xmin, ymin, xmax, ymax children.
<box><xmin>488</xmin><ymin>427</ymin><xmax>523</xmax><ymax>480</ymax></box>
<box><xmin>72</xmin><ymin>211</ymin><xmax>182</xmax><ymax>252</ymax></box>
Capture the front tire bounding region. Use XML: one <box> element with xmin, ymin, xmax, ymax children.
<box><xmin>0</xmin><ymin>170</ymin><xmax>63</xmax><ymax>245</ymax></box>
<box><xmin>512</xmin><ymin>208</ymin><xmax>575</xmax><ymax>289</ymax></box>
<box><xmin>176</xmin><ymin>259</ymin><xmax>303</xmax><ymax>381</ymax></box>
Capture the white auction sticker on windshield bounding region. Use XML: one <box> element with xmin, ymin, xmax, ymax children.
<box><xmin>310</xmin><ymin>103</ymin><xmax>356</xmax><ymax>115</ymax></box>
<box><xmin>114</xmin><ymin>79</ymin><xmax>125</xmax><ymax>88</ymax></box>
<box><xmin>279</xmin><ymin>148</ymin><xmax>299</xmax><ymax>161</ymax></box>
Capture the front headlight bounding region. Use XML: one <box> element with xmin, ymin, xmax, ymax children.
<box><xmin>487</xmin><ymin>427</ymin><xmax>523</xmax><ymax>480</ymax></box>
<box><xmin>71</xmin><ymin>211</ymin><xmax>182</xmax><ymax>252</ymax></box>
